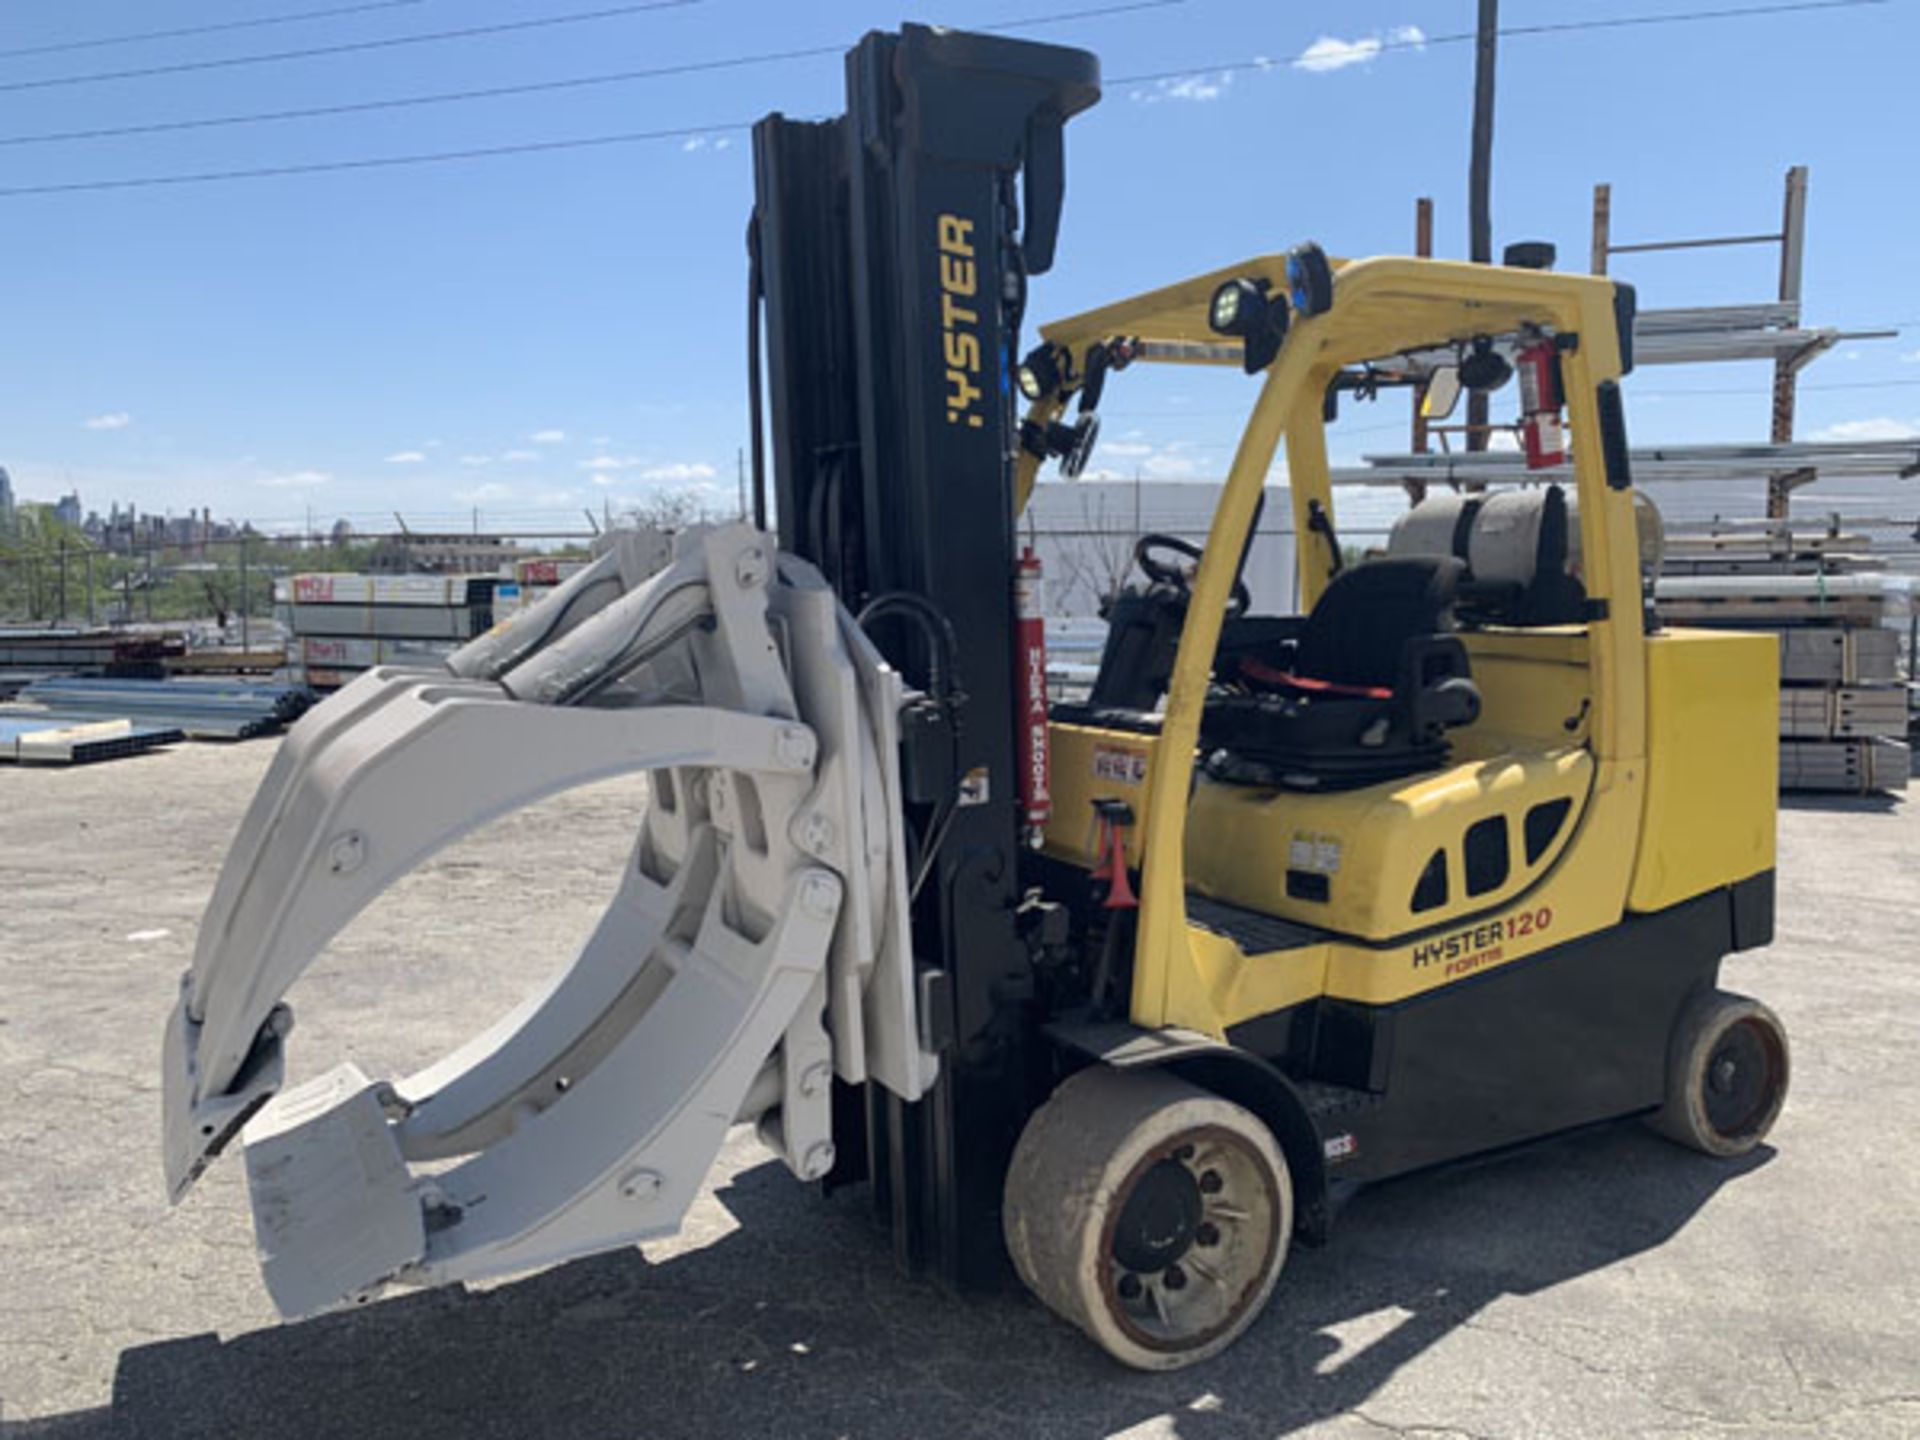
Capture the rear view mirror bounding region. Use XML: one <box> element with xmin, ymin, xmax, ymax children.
<box><xmin>1423</xmin><ymin>366</ymin><xmax>1462</xmax><ymax>422</ymax></box>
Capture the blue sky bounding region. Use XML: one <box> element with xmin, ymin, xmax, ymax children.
<box><xmin>1</xmin><ymin>0</ymin><xmax>1913</xmax><ymax>533</ymax></box>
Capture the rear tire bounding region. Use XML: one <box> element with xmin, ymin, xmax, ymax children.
<box><xmin>1651</xmin><ymin>990</ymin><xmax>1789</xmax><ymax>1157</ymax></box>
<box><xmin>1004</xmin><ymin>1066</ymin><xmax>1290</xmax><ymax>1371</ymax></box>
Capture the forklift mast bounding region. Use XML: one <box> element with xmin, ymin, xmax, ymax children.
<box><xmin>751</xmin><ymin>26</ymin><xmax>1099</xmax><ymax>1287</ymax></box>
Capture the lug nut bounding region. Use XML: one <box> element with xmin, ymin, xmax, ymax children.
<box><xmin>1198</xmin><ymin>1169</ymin><xmax>1224</xmax><ymax>1195</ymax></box>
<box><xmin>1163</xmin><ymin>1265</ymin><xmax>1188</xmax><ymax>1291</ymax></box>
<box><xmin>1117</xmin><ymin>1273</ymin><xmax>1142</xmax><ymax>1300</ymax></box>
<box><xmin>1195</xmin><ymin>1222</ymin><xmax>1220</xmax><ymax>1247</ymax></box>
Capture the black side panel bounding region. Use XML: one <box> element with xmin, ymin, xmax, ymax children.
<box><xmin>1231</xmin><ymin>885</ymin><xmax>1753</xmax><ymax>1185</ymax></box>
<box><xmin>1345</xmin><ymin>890</ymin><xmax>1725</xmax><ymax>1180</ymax></box>
<box><xmin>1730</xmin><ymin>869</ymin><xmax>1775</xmax><ymax>952</ymax></box>
<box><xmin>753</xmin><ymin>26</ymin><xmax>1098</xmax><ymax>1290</ymax></box>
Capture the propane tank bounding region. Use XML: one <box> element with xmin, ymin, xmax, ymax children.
<box><xmin>1516</xmin><ymin>339</ymin><xmax>1566</xmax><ymax>470</ymax></box>
<box><xmin>1386</xmin><ymin>491</ymin><xmax>1473</xmax><ymax>560</ymax></box>
<box><xmin>1014</xmin><ymin>548</ymin><xmax>1051</xmax><ymax>843</ymax></box>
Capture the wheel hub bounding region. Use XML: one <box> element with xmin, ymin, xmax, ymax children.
<box><xmin>1111</xmin><ymin>1158</ymin><xmax>1203</xmax><ymax>1274</ymax></box>
<box><xmin>1703</xmin><ymin>1020</ymin><xmax>1777</xmax><ymax>1138</ymax></box>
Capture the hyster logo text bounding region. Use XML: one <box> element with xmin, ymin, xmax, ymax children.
<box><xmin>937</xmin><ymin>214</ymin><xmax>983</xmax><ymax>429</ymax></box>
<box><xmin>1411</xmin><ymin>907</ymin><xmax>1553</xmax><ymax>979</ymax></box>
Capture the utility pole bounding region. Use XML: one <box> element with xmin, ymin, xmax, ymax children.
<box><xmin>1410</xmin><ymin>195</ymin><xmax>1435</xmax><ymax>495</ymax></box>
<box><xmin>1466</xmin><ymin>0</ymin><xmax>1498</xmax><ymax>455</ymax></box>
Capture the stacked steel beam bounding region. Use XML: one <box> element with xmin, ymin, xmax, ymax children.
<box><xmin>3</xmin><ymin>676</ymin><xmax>313</xmax><ymax>741</ymax></box>
<box><xmin>1655</xmin><ymin>528</ymin><xmax>1912</xmax><ymax>795</ymax></box>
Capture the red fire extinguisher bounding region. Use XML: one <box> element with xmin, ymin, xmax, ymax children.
<box><xmin>1516</xmin><ymin>339</ymin><xmax>1566</xmax><ymax>470</ymax></box>
<box><xmin>1014</xmin><ymin>547</ymin><xmax>1052</xmax><ymax>841</ymax></box>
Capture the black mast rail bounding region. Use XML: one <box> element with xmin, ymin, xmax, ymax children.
<box><xmin>751</xmin><ymin>24</ymin><xmax>1098</xmax><ymax>1288</ymax></box>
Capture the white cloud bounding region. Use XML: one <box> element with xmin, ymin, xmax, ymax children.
<box><xmin>454</xmin><ymin>481</ymin><xmax>513</xmax><ymax>503</ymax></box>
<box><xmin>529</xmin><ymin>429</ymin><xmax>566</xmax><ymax>445</ymax></box>
<box><xmin>1295</xmin><ymin>35</ymin><xmax>1384</xmax><ymax>72</ymax></box>
<box><xmin>459</xmin><ymin>454</ymin><xmax>492</xmax><ymax>466</ymax></box>
<box><xmin>1899</xmin><ymin>349</ymin><xmax>1920</xmax><ymax>364</ymax></box>
<box><xmin>258</xmin><ymin>469</ymin><xmax>330</xmax><ymax>489</ymax></box>
<box><xmin>1814</xmin><ymin>417</ymin><xmax>1920</xmax><ymax>441</ymax></box>
<box><xmin>579</xmin><ymin>455</ymin><xmax>631</xmax><ymax>471</ymax></box>
<box><xmin>501</xmin><ymin>449</ymin><xmax>540</xmax><ymax>463</ymax></box>
<box><xmin>1293</xmin><ymin>27</ymin><xmax>1422</xmax><ymax>74</ymax></box>
<box><xmin>638</xmin><ymin>461</ymin><xmax>717</xmax><ymax>483</ymax></box>
<box><xmin>1486</xmin><ymin>428</ymin><xmax>1522</xmax><ymax>452</ymax></box>
<box><xmin>385</xmin><ymin>450</ymin><xmax>426</xmax><ymax>464</ymax></box>
<box><xmin>682</xmin><ymin>136</ymin><xmax>707</xmax><ymax>152</ymax></box>
<box><xmin>532</xmin><ymin>487</ymin><xmax>583</xmax><ymax>506</ymax></box>
<box><xmin>424</xmin><ymin>438</ymin><xmax>444</xmax><ymax>449</ymax></box>
<box><xmin>83</xmin><ymin>412</ymin><xmax>132</xmax><ymax>430</ymax></box>
<box><xmin>1164</xmin><ymin>72</ymin><xmax>1230</xmax><ymax>101</ymax></box>
<box><xmin>1101</xmin><ymin>441</ymin><xmax>1155</xmax><ymax>458</ymax></box>
<box><xmin>590</xmin><ymin>472</ymin><xmax>617</xmax><ymax>487</ymax></box>
<box><xmin>591</xmin><ymin>435</ymin><xmax>612</xmax><ymax>446</ymax></box>
<box><xmin>1131</xmin><ymin>71</ymin><xmax>1233</xmax><ymax>104</ymax></box>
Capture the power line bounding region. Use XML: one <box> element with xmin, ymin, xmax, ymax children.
<box><xmin>1108</xmin><ymin>0</ymin><xmax>1885</xmax><ymax>86</ymax></box>
<box><xmin>0</xmin><ymin>2</ymin><xmax>430</xmax><ymax>62</ymax></box>
<box><xmin>0</xmin><ymin>0</ymin><xmax>700</xmax><ymax>96</ymax></box>
<box><xmin>0</xmin><ymin>0</ymin><xmax>1883</xmax><ymax>198</ymax></box>
<box><xmin>0</xmin><ymin>0</ymin><xmax>1183</xmax><ymax>149</ymax></box>
<box><xmin>0</xmin><ymin>119</ymin><xmax>758</xmax><ymax>197</ymax></box>
<box><xmin>0</xmin><ymin>51</ymin><xmax>833</xmax><ymax>149</ymax></box>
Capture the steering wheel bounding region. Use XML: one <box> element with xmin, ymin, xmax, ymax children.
<box><xmin>1132</xmin><ymin>533</ymin><xmax>1252</xmax><ymax>618</ymax></box>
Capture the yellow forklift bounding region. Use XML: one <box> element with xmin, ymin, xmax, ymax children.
<box><xmin>163</xmin><ymin>24</ymin><xmax>1787</xmax><ymax>1373</ymax></box>
<box><xmin>1004</xmin><ymin>248</ymin><xmax>1788</xmax><ymax>1365</ymax></box>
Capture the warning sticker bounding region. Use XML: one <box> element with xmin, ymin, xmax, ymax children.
<box><xmin>1288</xmin><ymin>832</ymin><xmax>1343</xmax><ymax>875</ymax></box>
<box><xmin>1092</xmin><ymin>747</ymin><xmax>1148</xmax><ymax>786</ymax></box>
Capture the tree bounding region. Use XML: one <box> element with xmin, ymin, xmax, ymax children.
<box><xmin>1048</xmin><ymin>488</ymin><xmax>1140</xmax><ymax>616</ymax></box>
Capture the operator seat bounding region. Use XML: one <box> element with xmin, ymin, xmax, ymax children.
<box><xmin>1202</xmin><ymin>556</ymin><xmax>1481</xmax><ymax>791</ymax></box>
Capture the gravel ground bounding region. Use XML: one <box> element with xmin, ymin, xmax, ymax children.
<box><xmin>1</xmin><ymin>741</ymin><xmax>1916</xmax><ymax>1439</ymax></box>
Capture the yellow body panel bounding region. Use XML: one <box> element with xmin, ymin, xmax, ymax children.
<box><xmin>1454</xmin><ymin>629</ymin><xmax>1593</xmax><ymax>757</ymax></box>
<box><xmin>1043</xmin><ymin>723</ymin><xmax>1159</xmax><ymax>869</ymax></box>
<box><xmin>1171</xmin><ymin>754</ymin><xmax>1645</xmax><ymax>1032</ymax></box>
<box><xmin>1628</xmin><ymin>628</ymin><xmax>1778</xmax><ymax>911</ymax></box>
<box><xmin>1182</xmin><ymin>924</ymin><xmax>1330</xmax><ymax>1029</ymax></box>
<box><xmin>1184</xmin><ymin>746</ymin><xmax>1592</xmax><ymax>941</ymax></box>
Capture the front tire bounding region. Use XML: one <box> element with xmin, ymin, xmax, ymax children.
<box><xmin>1651</xmin><ymin>990</ymin><xmax>1789</xmax><ymax>1157</ymax></box>
<box><xmin>1004</xmin><ymin>1066</ymin><xmax>1291</xmax><ymax>1371</ymax></box>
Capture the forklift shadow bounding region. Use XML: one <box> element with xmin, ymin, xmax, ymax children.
<box><xmin>9</xmin><ymin>1123</ymin><xmax>1768</xmax><ymax>1440</ymax></box>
